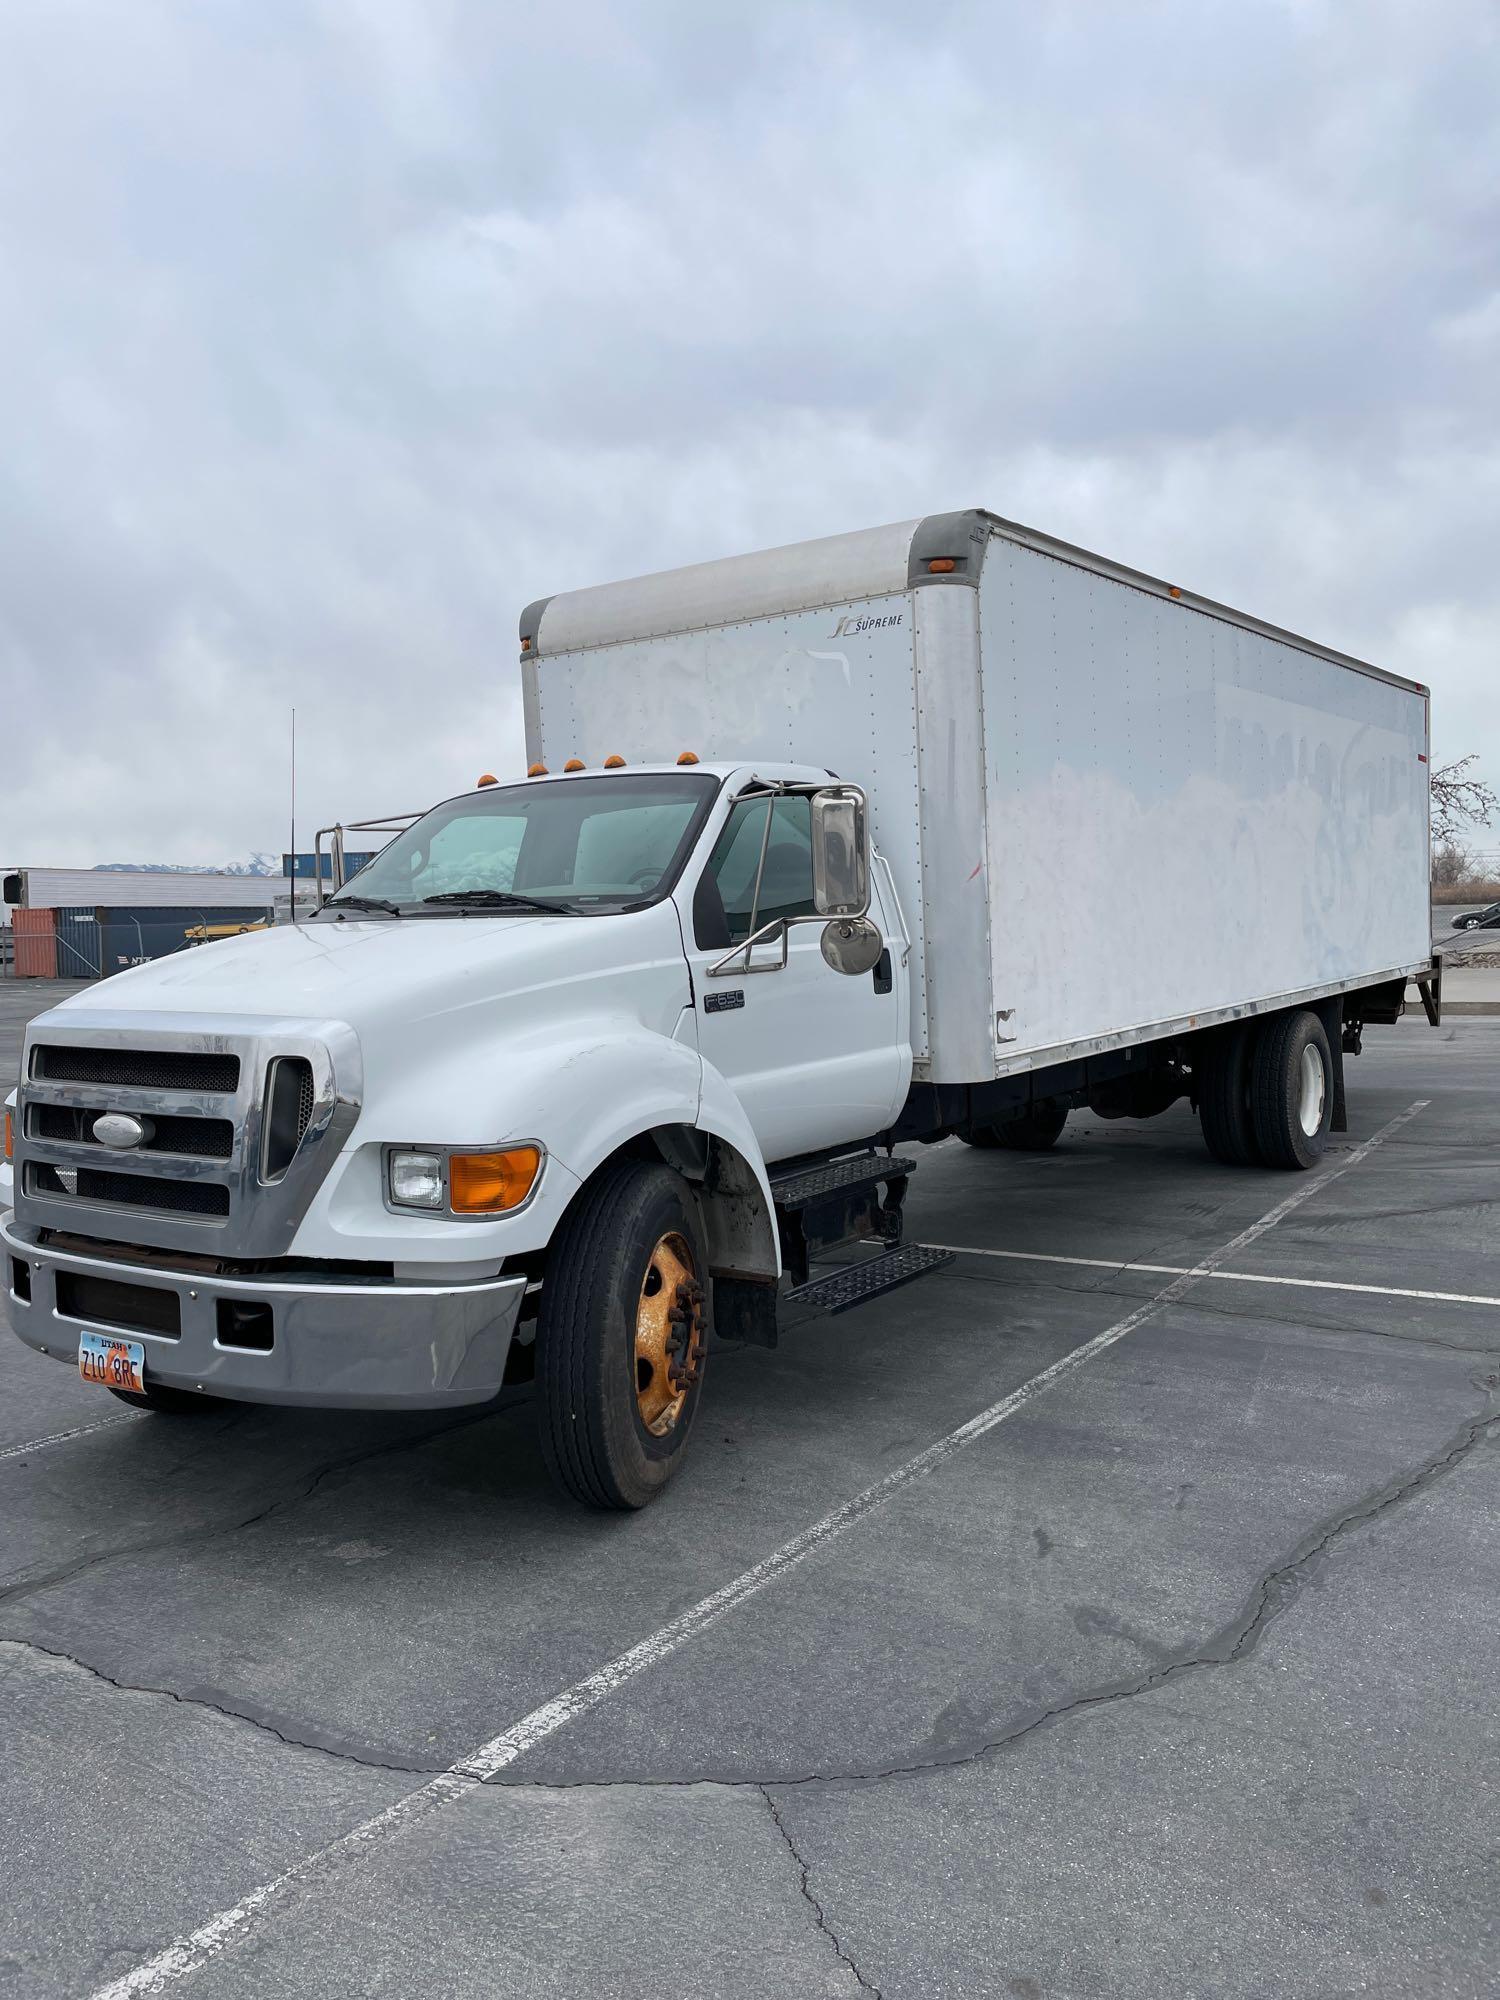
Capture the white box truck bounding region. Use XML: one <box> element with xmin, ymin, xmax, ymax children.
<box><xmin>3</xmin><ymin>509</ymin><xmax>1439</xmax><ymax>1508</ymax></box>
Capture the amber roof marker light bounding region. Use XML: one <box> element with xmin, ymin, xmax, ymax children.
<box><xmin>927</xmin><ymin>557</ymin><xmax>957</xmax><ymax>574</ymax></box>
<box><xmin>477</xmin><ymin>773</ymin><xmax>498</xmax><ymax>787</ymax></box>
<box><xmin>603</xmin><ymin>754</ymin><xmax>626</xmax><ymax>768</ymax></box>
<box><xmin>563</xmin><ymin>758</ymin><xmax>585</xmax><ymax>772</ymax></box>
<box><xmin>527</xmin><ymin>762</ymin><xmax>548</xmax><ymax>777</ymax></box>
<box><xmin>676</xmin><ymin>751</ymin><xmax>700</xmax><ymax>765</ymax></box>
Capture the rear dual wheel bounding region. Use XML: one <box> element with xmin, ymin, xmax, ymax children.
<box><xmin>536</xmin><ymin>1161</ymin><xmax>709</xmax><ymax>1510</ymax></box>
<box><xmin>1250</xmin><ymin>1009</ymin><xmax>1334</xmax><ymax>1170</ymax></box>
<box><xmin>1198</xmin><ymin>1010</ymin><xmax>1333</xmax><ymax>1171</ymax></box>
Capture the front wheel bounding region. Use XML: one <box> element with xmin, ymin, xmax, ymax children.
<box><xmin>1250</xmin><ymin>1010</ymin><xmax>1334</xmax><ymax>1170</ymax></box>
<box><xmin>536</xmin><ymin>1160</ymin><xmax>709</xmax><ymax>1509</ymax></box>
<box><xmin>962</xmin><ymin>1104</ymin><xmax>1068</xmax><ymax>1152</ymax></box>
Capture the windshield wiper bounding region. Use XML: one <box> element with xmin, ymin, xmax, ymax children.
<box><xmin>327</xmin><ymin>893</ymin><xmax>402</xmax><ymax>916</ymax></box>
<box><xmin>420</xmin><ymin>889</ymin><xmax>579</xmax><ymax>915</ymax></box>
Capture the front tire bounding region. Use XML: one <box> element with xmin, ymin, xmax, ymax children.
<box><xmin>1250</xmin><ymin>1010</ymin><xmax>1333</xmax><ymax>1170</ymax></box>
<box><xmin>962</xmin><ymin>1104</ymin><xmax>1068</xmax><ymax>1152</ymax></box>
<box><xmin>536</xmin><ymin>1160</ymin><xmax>709</xmax><ymax>1510</ymax></box>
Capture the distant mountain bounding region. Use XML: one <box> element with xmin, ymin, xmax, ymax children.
<box><xmin>92</xmin><ymin>854</ymin><xmax>280</xmax><ymax>877</ymax></box>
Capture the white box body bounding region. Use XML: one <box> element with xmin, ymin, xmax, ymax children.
<box><xmin>524</xmin><ymin>510</ymin><xmax>1431</xmax><ymax>1086</ymax></box>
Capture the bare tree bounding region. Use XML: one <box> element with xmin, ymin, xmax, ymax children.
<box><xmin>1431</xmin><ymin>838</ymin><xmax>1476</xmax><ymax>889</ymax></box>
<box><xmin>1430</xmin><ymin>755</ymin><xmax>1498</xmax><ymax>846</ymax></box>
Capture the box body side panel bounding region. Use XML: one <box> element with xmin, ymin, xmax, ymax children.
<box><xmin>534</xmin><ymin>595</ymin><xmax>930</xmax><ymax>1057</ymax></box>
<box><xmin>979</xmin><ymin>540</ymin><xmax>1431</xmax><ymax>1067</ymax></box>
<box><xmin>913</xmin><ymin>585</ymin><xmax>994</xmax><ymax>1078</ymax></box>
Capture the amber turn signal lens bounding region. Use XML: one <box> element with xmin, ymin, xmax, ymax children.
<box><xmin>927</xmin><ymin>557</ymin><xmax>956</xmax><ymax>573</ymax></box>
<box><xmin>3</xmin><ymin>1108</ymin><xmax>12</xmax><ymax>1163</ymax></box>
<box><xmin>448</xmin><ymin>1146</ymin><xmax>542</xmax><ymax>1213</ymax></box>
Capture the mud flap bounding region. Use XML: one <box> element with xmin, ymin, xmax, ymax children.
<box><xmin>1316</xmin><ymin>996</ymin><xmax>1348</xmax><ymax>1133</ymax></box>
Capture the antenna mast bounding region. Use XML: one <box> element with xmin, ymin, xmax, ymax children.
<box><xmin>289</xmin><ymin>707</ymin><xmax>298</xmax><ymax>926</ymax></box>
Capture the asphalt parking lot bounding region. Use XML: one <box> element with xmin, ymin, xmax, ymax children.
<box><xmin>2</xmin><ymin>982</ymin><xmax>1497</xmax><ymax>1999</ymax></box>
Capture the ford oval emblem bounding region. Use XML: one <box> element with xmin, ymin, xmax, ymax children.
<box><xmin>93</xmin><ymin>1112</ymin><xmax>153</xmax><ymax>1150</ymax></box>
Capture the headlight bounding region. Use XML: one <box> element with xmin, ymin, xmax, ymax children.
<box><xmin>386</xmin><ymin>1145</ymin><xmax>543</xmax><ymax>1215</ymax></box>
<box><xmin>389</xmin><ymin>1151</ymin><xmax>444</xmax><ymax>1209</ymax></box>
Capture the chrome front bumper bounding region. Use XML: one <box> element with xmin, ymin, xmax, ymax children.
<box><xmin>1</xmin><ymin>1214</ymin><xmax>526</xmax><ymax>1410</ymax></box>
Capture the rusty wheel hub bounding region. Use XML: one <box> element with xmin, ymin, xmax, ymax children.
<box><xmin>635</xmin><ymin>1232</ymin><xmax>705</xmax><ymax>1436</ymax></box>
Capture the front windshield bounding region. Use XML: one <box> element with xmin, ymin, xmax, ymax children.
<box><xmin>328</xmin><ymin>772</ymin><xmax>720</xmax><ymax>914</ymax></box>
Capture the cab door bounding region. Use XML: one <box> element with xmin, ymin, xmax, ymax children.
<box><xmin>680</xmin><ymin>791</ymin><xmax>908</xmax><ymax>1166</ymax></box>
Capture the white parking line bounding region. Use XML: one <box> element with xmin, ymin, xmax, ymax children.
<box><xmin>0</xmin><ymin>1413</ymin><xmax>140</xmax><ymax>1465</ymax></box>
<box><xmin>933</xmin><ymin>1246</ymin><xmax>1500</xmax><ymax>1312</ymax></box>
<box><xmin>89</xmin><ymin>1098</ymin><xmax>1427</xmax><ymax>1999</ymax></box>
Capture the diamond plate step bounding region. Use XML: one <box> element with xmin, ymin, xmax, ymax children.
<box><xmin>783</xmin><ymin>1243</ymin><xmax>954</xmax><ymax>1317</ymax></box>
<box><xmin>770</xmin><ymin>1155</ymin><xmax>917</xmax><ymax>1209</ymax></box>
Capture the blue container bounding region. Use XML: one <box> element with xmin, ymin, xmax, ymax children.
<box><xmin>96</xmin><ymin>906</ymin><xmax>274</xmax><ymax>976</ymax></box>
<box><xmin>54</xmin><ymin>907</ymin><xmax>103</xmax><ymax>979</ymax></box>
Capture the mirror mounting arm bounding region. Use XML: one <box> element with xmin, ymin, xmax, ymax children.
<box><xmin>707</xmin><ymin>917</ymin><xmax>790</xmax><ymax>979</ymax></box>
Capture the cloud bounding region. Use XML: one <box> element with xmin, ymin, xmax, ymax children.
<box><xmin>2</xmin><ymin>0</ymin><xmax>1497</xmax><ymax>866</ymax></box>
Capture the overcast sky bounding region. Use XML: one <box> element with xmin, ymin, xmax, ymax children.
<box><xmin>3</xmin><ymin>0</ymin><xmax>1497</xmax><ymax>868</ymax></box>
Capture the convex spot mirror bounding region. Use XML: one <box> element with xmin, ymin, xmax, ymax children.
<box><xmin>821</xmin><ymin>915</ymin><xmax>884</xmax><ymax>977</ymax></box>
<box><xmin>810</xmin><ymin>788</ymin><xmax>869</xmax><ymax>918</ymax></box>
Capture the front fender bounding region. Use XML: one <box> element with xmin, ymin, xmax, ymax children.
<box><xmin>299</xmin><ymin>1024</ymin><xmax>704</xmax><ymax>1265</ymax></box>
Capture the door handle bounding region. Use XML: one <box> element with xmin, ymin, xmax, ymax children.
<box><xmin>873</xmin><ymin>948</ymin><xmax>892</xmax><ymax>995</ymax></box>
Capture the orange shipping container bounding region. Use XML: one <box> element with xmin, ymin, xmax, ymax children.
<box><xmin>13</xmin><ymin>907</ymin><xmax>58</xmax><ymax>978</ymax></box>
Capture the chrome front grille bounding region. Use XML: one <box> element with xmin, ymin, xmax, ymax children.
<box><xmin>13</xmin><ymin>1012</ymin><xmax>362</xmax><ymax>1258</ymax></box>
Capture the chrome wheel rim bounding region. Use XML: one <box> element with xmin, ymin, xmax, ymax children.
<box><xmin>1298</xmin><ymin>1043</ymin><xmax>1326</xmax><ymax>1137</ymax></box>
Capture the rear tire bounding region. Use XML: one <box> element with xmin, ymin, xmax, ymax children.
<box><xmin>962</xmin><ymin>1104</ymin><xmax>1068</xmax><ymax>1152</ymax></box>
<box><xmin>536</xmin><ymin>1160</ymin><xmax>709</xmax><ymax>1510</ymax></box>
<box><xmin>108</xmin><ymin>1384</ymin><xmax>218</xmax><ymax>1414</ymax></box>
<box><xmin>1250</xmin><ymin>1009</ymin><xmax>1333</xmax><ymax>1170</ymax></box>
<box><xmin>1197</xmin><ymin>1021</ymin><xmax>1262</xmax><ymax>1166</ymax></box>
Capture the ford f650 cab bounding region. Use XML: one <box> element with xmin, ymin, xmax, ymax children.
<box><xmin>3</xmin><ymin>510</ymin><xmax>1439</xmax><ymax>1508</ymax></box>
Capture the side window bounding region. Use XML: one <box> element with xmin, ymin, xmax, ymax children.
<box><xmin>706</xmin><ymin>795</ymin><xmax>816</xmax><ymax>944</ymax></box>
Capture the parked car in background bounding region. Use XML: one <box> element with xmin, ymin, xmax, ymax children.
<box><xmin>1452</xmin><ymin>901</ymin><xmax>1500</xmax><ymax>930</ymax></box>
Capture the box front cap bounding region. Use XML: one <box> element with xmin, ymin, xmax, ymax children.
<box><xmin>518</xmin><ymin>511</ymin><xmax>1001</xmax><ymax>660</ymax></box>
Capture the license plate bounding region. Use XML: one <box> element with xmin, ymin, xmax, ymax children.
<box><xmin>78</xmin><ymin>1330</ymin><xmax>146</xmax><ymax>1395</ymax></box>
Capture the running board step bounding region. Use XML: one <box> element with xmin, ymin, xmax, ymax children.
<box><xmin>770</xmin><ymin>1155</ymin><xmax>918</xmax><ymax>1208</ymax></box>
<box><xmin>784</xmin><ymin>1243</ymin><xmax>954</xmax><ymax>1317</ymax></box>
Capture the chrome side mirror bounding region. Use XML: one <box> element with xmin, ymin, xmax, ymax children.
<box><xmin>810</xmin><ymin>787</ymin><xmax>869</xmax><ymax>917</ymax></box>
<box><xmin>820</xmin><ymin>915</ymin><xmax>884</xmax><ymax>976</ymax></box>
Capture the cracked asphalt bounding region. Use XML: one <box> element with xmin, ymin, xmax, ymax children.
<box><xmin>2</xmin><ymin>985</ymin><xmax>1498</xmax><ymax>1998</ymax></box>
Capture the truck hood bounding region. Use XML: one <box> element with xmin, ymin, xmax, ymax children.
<box><xmin>44</xmin><ymin>907</ymin><xmax>690</xmax><ymax>1045</ymax></box>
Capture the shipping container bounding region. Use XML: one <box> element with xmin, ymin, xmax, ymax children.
<box><xmin>11</xmin><ymin>907</ymin><xmax>58</xmax><ymax>978</ymax></box>
<box><xmin>53</xmin><ymin>908</ymin><xmax>103</xmax><ymax>980</ymax></box>
<box><xmin>2</xmin><ymin>868</ymin><xmax>279</xmax><ymax>911</ymax></box>
<box><xmin>95</xmin><ymin>905</ymin><xmax>274</xmax><ymax>975</ymax></box>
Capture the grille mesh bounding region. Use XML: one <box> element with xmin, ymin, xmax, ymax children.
<box><xmin>29</xmin><ymin>1163</ymin><xmax>230</xmax><ymax>1218</ymax></box>
<box><xmin>32</xmin><ymin>1104</ymin><xmax>234</xmax><ymax>1160</ymax></box>
<box><xmin>296</xmin><ymin>1061</ymin><xmax>315</xmax><ymax>1141</ymax></box>
<box><xmin>33</xmin><ymin>1046</ymin><xmax>241</xmax><ymax>1093</ymax></box>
